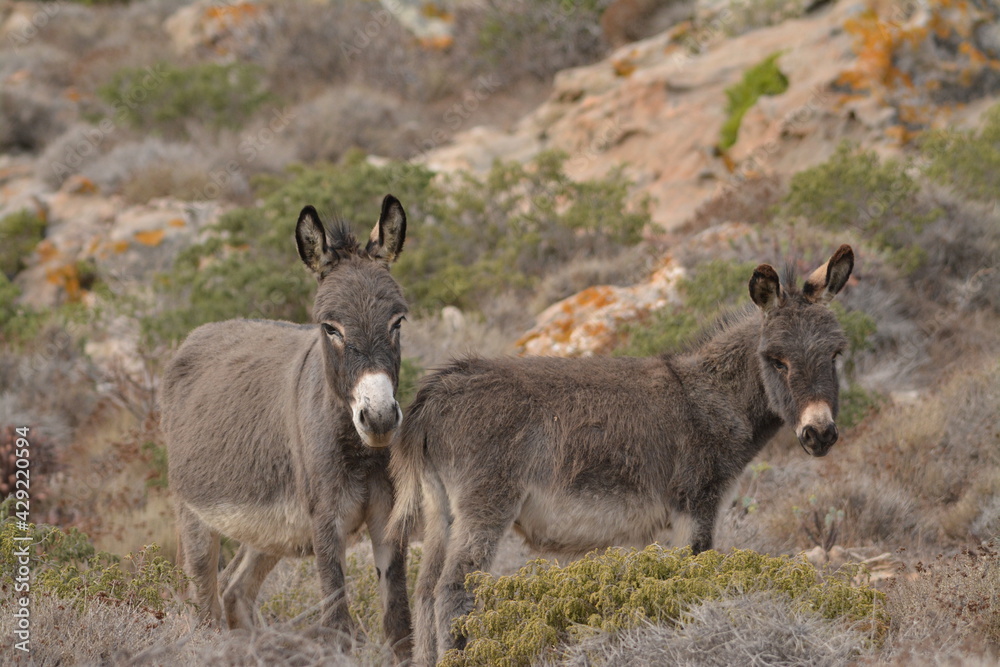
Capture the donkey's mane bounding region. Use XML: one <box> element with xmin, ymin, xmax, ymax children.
<box><xmin>322</xmin><ymin>214</ymin><xmax>363</xmax><ymax>259</ymax></box>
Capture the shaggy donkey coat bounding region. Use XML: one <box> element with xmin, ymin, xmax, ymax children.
<box><xmin>162</xmin><ymin>196</ymin><xmax>412</xmax><ymax>660</ymax></box>
<box><xmin>389</xmin><ymin>246</ymin><xmax>855</xmax><ymax>664</ymax></box>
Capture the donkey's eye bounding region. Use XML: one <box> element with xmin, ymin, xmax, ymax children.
<box><xmin>391</xmin><ymin>316</ymin><xmax>405</xmax><ymax>333</ymax></box>
<box><xmin>322</xmin><ymin>323</ymin><xmax>342</xmax><ymax>340</ymax></box>
<box><xmin>770</xmin><ymin>357</ymin><xmax>788</xmax><ymax>372</ymax></box>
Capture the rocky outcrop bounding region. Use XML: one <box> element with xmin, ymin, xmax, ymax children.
<box><xmin>2</xmin><ymin>161</ymin><xmax>226</xmax><ymax>307</ymax></box>
<box><xmin>421</xmin><ymin>0</ymin><xmax>997</xmax><ymax>231</ymax></box>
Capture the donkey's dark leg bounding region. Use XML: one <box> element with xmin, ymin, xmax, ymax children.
<box><xmin>415</xmin><ymin>478</ymin><xmax>450</xmax><ymax>666</ymax></box>
<box><xmin>312</xmin><ymin>517</ymin><xmax>353</xmax><ymax>639</ymax></box>
<box><xmin>176</xmin><ymin>503</ymin><xmax>223</xmax><ymax>624</ymax></box>
<box><xmin>435</xmin><ymin>499</ymin><xmax>518</xmax><ymax>655</ymax></box>
<box><xmin>367</xmin><ymin>473</ymin><xmax>413</xmax><ymax>663</ymax></box>
<box><xmin>689</xmin><ymin>491</ymin><xmax>723</xmax><ymax>554</ymax></box>
<box><xmin>221</xmin><ymin>546</ymin><xmax>280</xmax><ymax>629</ymax></box>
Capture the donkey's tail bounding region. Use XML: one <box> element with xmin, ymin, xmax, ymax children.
<box><xmin>388</xmin><ymin>394</ymin><xmax>429</xmax><ymax>545</ymax></box>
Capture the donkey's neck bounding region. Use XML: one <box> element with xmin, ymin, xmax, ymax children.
<box><xmin>684</xmin><ymin>312</ymin><xmax>783</xmax><ymax>450</ymax></box>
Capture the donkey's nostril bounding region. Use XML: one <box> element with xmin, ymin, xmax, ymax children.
<box><xmin>801</xmin><ymin>425</ymin><xmax>818</xmax><ymax>448</ymax></box>
<box><xmin>358</xmin><ymin>408</ymin><xmax>367</xmax><ymax>426</ymax></box>
<box><xmin>819</xmin><ymin>423</ymin><xmax>838</xmax><ymax>446</ymax></box>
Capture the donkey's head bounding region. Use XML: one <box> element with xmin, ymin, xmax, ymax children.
<box><xmin>295</xmin><ymin>195</ymin><xmax>408</xmax><ymax>448</ymax></box>
<box><xmin>749</xmin><ymin>245</ymin><xmax>854</xmax><ymax>457</ymax></box>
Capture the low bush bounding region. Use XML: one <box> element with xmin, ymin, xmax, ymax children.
<box><xmin>98</xmin><ymin>62</ymin><xmax>276</xmax><ymax>140</ymax></box>
<box><xmin>781</xmin><ymin>142</ymin><xmax>940</xmax><ymax>273</ymax></box>
<box><xmin>922</xmin><ymin>104</ymin><xmax>1000</xmax><ymax>203</ymax></box>
<box><xmin>442</xmin><ymin>544</ymin><xmax>886</xmax><ymax>666</ymax></box>
<box><xmin>0</xmin><ymin>275</ymin><xmax>45</xmax><ymax>345</ymax></box>
<box><xmin>0</xmin><ymin>209</ymin><xmax>47</xmax><ymax>279</ymax></box>
<box><xmin>401</xmin><ymin>150</ymin><xmax>648</xmax><ymax>318</ymax></box>
<box><xmin>0</xmin><ymin>85</ymin><xmax>70</xmax><ymax>154</ymax></box>
<box><xmin>148</xmin><ymin>149</ymin><xmax>649</xmax><ymax>343</ymax></box>
<box><xmin>0</xmin><ymin>498</ymin><xmax>185</xmax><ymax>614</ymax></box>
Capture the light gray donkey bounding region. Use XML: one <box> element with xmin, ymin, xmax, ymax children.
<box><xmin>389</xmin><ymin>245</ymin><xmax>855</xmax><ymax>664</ymax></box>
<box><xmin>162</xmin><ymin>196</ymin><xmax>412</xmax><ymax>660</ymax></box>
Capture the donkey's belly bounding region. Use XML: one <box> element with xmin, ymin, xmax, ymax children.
<box><xmin>513</xmin><ymin>486</ymin><xmax>673</xmax><ymax>556</ymax></box>
<box><xmin>192</xmin><ymin>500</ymin><xmax>316</xmax><ymax>557</ymax></box>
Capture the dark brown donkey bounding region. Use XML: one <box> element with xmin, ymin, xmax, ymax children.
<box><xmin>389</xmin><ymin>245</ymin><xmax>855</xmax><ymax>664</ymax></box>
<box><xmin>162</xmin><ymin>196</ymin><xmax>412</xmax><ymax>660</ymax></box>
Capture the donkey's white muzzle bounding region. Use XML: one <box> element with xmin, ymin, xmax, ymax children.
<box><xmin>795</xmin><ymin>401</ymin><xmax>838</xmax><ymax>456</ymax></box>
<box><xmin>351</xmin><ymin>372</ymin><xmax>402</xmax><ymax>448</ymax></box>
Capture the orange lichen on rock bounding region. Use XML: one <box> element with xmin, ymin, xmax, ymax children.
<box><xmin>613</xmin><ymin>59</ymin><xmax>637</xmax><ymax>77</ymax></box>
<box><xmin>35</xmin><ymin>240</ymin><xmax>59</xmax><ymax>263</ymax></box>
<box><xmin>837</xmin><ymin>0</ymin><xmax>1000</xmax><ymax>132</ymax></box>
<box><xmin>204</xmin><ymin>2</ymin><xmax>261</xmax><ymax>22</ymax></box>
<box><xmin>133</xmin><ymin>229</ymin><xmax>166</xmax><ymax>247</ymax></box>
<box><xmin>419</xmin><ymin>35</ymin><xmax>454</xmax><ymax>50</ymax></box>
<box><xmin>45</xmin><ymin>264</ymin><xmax>83</xmax><ymax>303</ymax></box>
<box><xmin>167</xmin><ymin>218</ymin><xmax>187</xmax><ymax>228</ymax></box>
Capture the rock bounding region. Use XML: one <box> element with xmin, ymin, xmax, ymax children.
<box><xmin>16</xmin><ymin>191</ymin><xmax>226</xmax><ymax>308</ymax></box>
<box><xmin>516</xmin><ymin>257</ymin><xmax>686</xmax><ymax>357</ymax></box>
<box><xmin>418</xmin><ymin>0</ymin><xmax>940</xmax><ymax>231</ymax></box>
<box><xmin>379</xmin><ymin>0</ymin><xmax>454</xmax><ymax>47</ymax></box>
<box><xmin>164</xmin><ymin>0</ymin><xmax>274</xmax><ymax>58</ymax></box>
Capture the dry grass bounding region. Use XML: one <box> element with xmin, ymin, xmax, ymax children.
<box><xmin>880</xmin><ymin>543</ymin><xmax>1000</xmax><ymax>663</ymax></box>
<box><xmin>556</xmin><ymin>592</ymin><xmax>870</xmax><ymax>666</ymax></box>
<box><xmin>285</xmin><ymin>86</ymin><xmax>422</xmax><ymax>164</ymax></box>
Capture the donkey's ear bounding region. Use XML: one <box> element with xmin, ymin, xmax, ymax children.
<box><xmin>803</xmin><ymin>244</ymin><xmax>854</xmax><ymax>304</ymax></box>
<box><xmin>367</xmin><ymin>195</ymin><xmax>406</xmax><ymax>265</ymax></box>
<box><xmin>296</xmin><ymin>206</ymin><xmax>336</xmax><ymax>278</ymax></box>
<box><xmin>749</xmin><ymin>264</ymin><xmax>783</xmax><ymax>312</ymax></box>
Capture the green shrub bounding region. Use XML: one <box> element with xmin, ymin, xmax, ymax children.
<box><xmin>781</xmin><ymin>142</ymin><xmax>940</xmax><ymax>272</ymax></box>
<box><xmin>400</xmin><ymin>150</ymin><xmax>648</xmax><ymax>314</ymax></box>
<box><xmin>615</xmin><ymin>260</ymin><xmax>757</xmax><ymax>357</ymax></box>
<box><xmin>0</xmin><ymin>275</ymin><xmax>49</xmax><ymax>345</ymax></box>
<box><xmin>0</xmin><ymin>498</ymin><xmax>185</xmax><ymax>614</ymax></box>
<box><xmin>99</xmin><ymin>62</ymin><xmax>276</xmax><ymax>139</ymax></box>
<box><xmin>921</xmin><ymin>103</ymin><xmax>1000</xmax><ymax>202</ymax></box>
<box><xmin>838</xmin><ymin>383</ymin><xmax>885</xmax><ymax>430</ymax></box>
<box><xmin>144</xmin><ymin>152</ymin><xmax>437</xmax><ymax>344</ymax></box>
<box><xmin>442</xmin><ymin>544</ymin><xmax>887</xmax><ymax>667</ymax></box>
<box><xmin>0</xmin><ymin>209</ymin><xmax>46</xmax><ymax>279</ymax></box>
<box><xmin>719</xmin><ymin>52</ymin><xmax>789</xmax><ymax>150</ymax></box>
<box><xmin>398</xmin><ymin>358</ymin><xmax>423</xmax><ymax>410</ymax></box>
<box><xmin>148</xmin><ymin>150</ymin><xmax>649</xmax><ymax>344</ymax></box>
<box><xmin>829</xmin><ymin>301</ymin><xmax>882</xmax><ymax>427</ymax></box>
